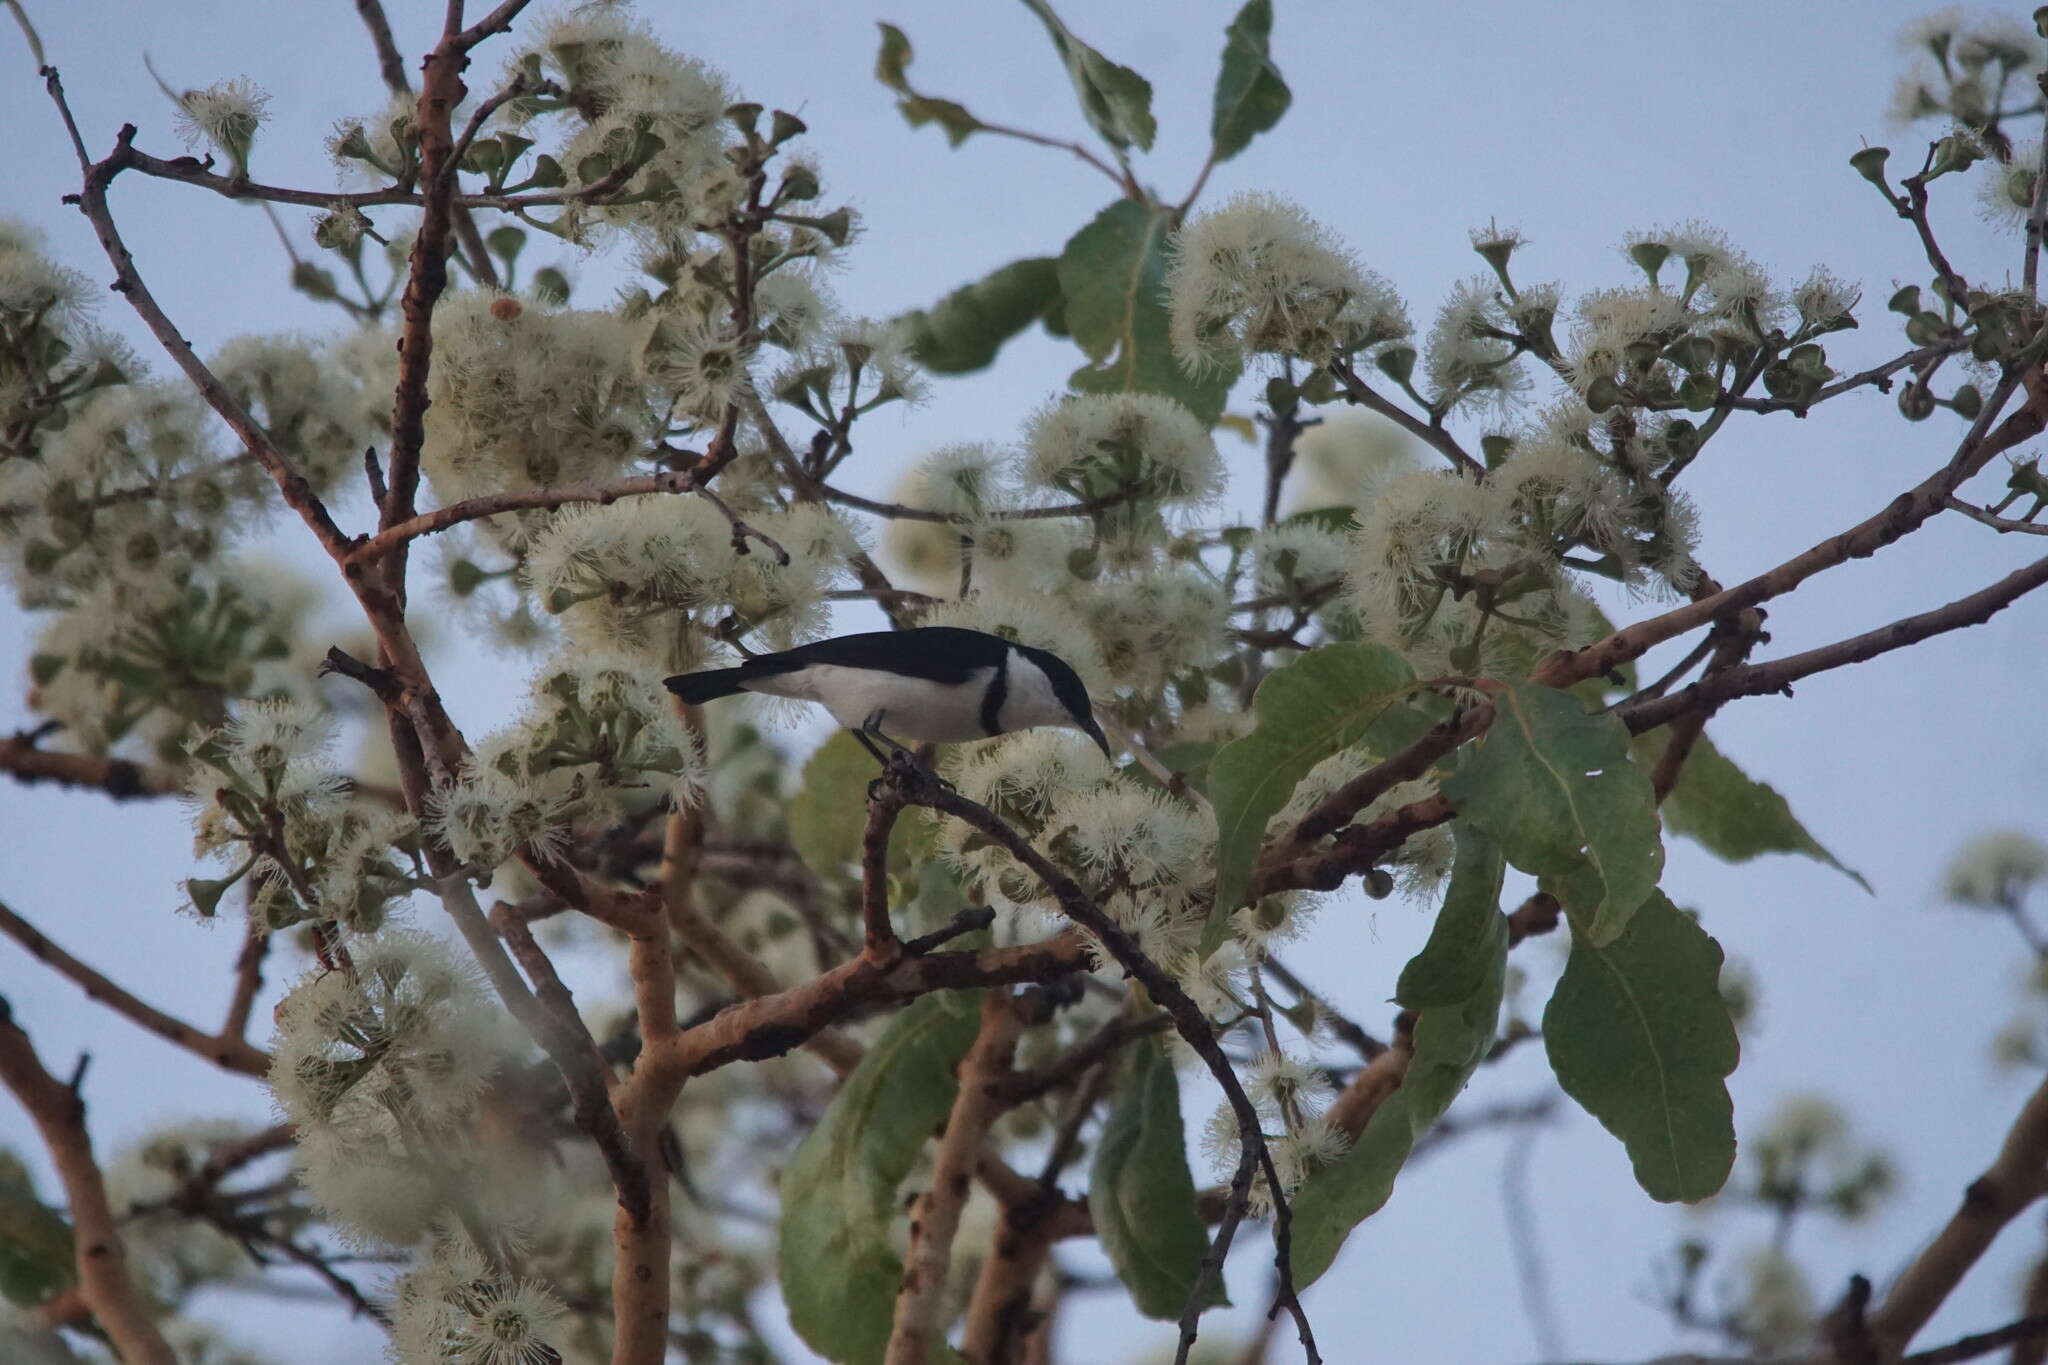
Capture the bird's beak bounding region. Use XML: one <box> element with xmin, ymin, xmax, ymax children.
<box><xmin>1083</xmin><ymin>716</ymin><xmax>1113</xmax><ymax>760</ymax></box>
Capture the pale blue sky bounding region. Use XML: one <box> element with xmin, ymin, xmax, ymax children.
<box><xmin>4</xmin><ymin>3</ymin><xmax>2047</xmax><ymax>1362</ymax></box>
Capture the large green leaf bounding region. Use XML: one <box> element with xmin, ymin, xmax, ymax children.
<box><xmin>898</xmin><ymin>257</ymin><xmax>1062</xmax><ymax>374</ymax></box>
<box><xmin>1640</xmin><ymin>731</ymin><xmax>1869</xmax><ymax>892</ymax></box>
<box><xmin>1057</xmin><ymin>200</ymin><xmax>1238</xmax><ymax>424</ymax></box>
<box><xmin>778</xmin><ymin>993</ymin><xmax>982</xmax><ymax>1364</ymax></box>
<box><xmin>1209</xmin><ymin>0</ymin><xmax>1290</xmax><ymax>164</ymax></box>
<box><xmin>1544</xmin><ymin>892</ymin><xmax>1738</xmax><ymax>1204</ymax></box>
<box><xmin>1396</xmin><ymin>825</ymin><xmax>1509</xmax><ymax>1011</ymax></box>
<box><xmin>1089</xmin><ymin>1037</ymin><xmax>1225</xmax><ymax>1319</ymax></box>
<box><xmin>0</xmin><ymin>1151</ymin><xmax>73</xmax><ymax>1309</ymax></box>
<box><xmin>874</xmin><ymin>23</ymin><xmax>984</xmax><ymax>146</ymax></box>
<box><xmin>1290</xmin><ymin>827</ymin><xmax>1507</xmax><ymax>1285</ymax></box>
<box><xmin>1443</xmin><ymin>683</ymin><xmax>1663</xmax><ymax>946</ymax></box>
<box><xmin>1017</xmin><ymin>0</ymin><xmax>1156</xmax><ymax>152</ymax></box>
<box><xmin>787</xmin><ymin>731</ymin><xmax>877</xmax><ymax>880</ymax></box>
<box><xmin>787</xmin><ymin>731</ymin><xmax>927</xmax><ymax>885</ymax></box>
<box><xmin>1205</xmin><ymin>643</ymin><xmax>1423</xmax><ymax>946</ymax></box>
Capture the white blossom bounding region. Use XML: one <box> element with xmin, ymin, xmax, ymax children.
<box><xmin>1167</xmin><ymin>192</ymin><xmax>1409</xmax><ymax>369</ymax></box>
<box><xmin>172</xmin><ymin>76</ymin><xmax>271</xmax><ymax>172</ymax></box>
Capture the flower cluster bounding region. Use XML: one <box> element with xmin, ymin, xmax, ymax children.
<box><xmin>1166</xmin><ymin>192</ymin><xmax>1410</xmax><ymax>370</ymax></box>
<box><xmin>269</xmin><ymin>931</ymin><xmax>529</xmax><ymax>1247</ymax></box>
<box><xmin>430</xmin><ymin>652</ymin><xmax>704</xmax><ymax>871</ymax></box>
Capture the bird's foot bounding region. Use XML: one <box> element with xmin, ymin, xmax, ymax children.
<box><xmin>876</xmin><ymin>745</ymin><xmax>954</xmax><ymax>797</ymax></box>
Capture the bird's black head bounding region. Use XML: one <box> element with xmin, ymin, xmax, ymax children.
<box><xmin>1020</xmin><ymin>643</ymin><xmax>1112</xmax><ymax>760</ymax></box>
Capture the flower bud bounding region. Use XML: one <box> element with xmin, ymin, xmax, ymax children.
<box><xmin>1375</xmin><ymin>344</ymin><xmax>1416</xmax><ymax>385</ymax></box>
<box><xmin>1849</xmin><ymin>146</ymin><xmax>1891</xmax><ymax>192</ymax></box>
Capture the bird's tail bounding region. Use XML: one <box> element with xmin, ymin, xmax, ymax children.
<box><xmin>663</xmin><ymin>667</ymin><xmax>751</xmax><ymax>705</ymax></box>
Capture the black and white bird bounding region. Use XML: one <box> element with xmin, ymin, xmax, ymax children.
<box><xmin>663</xmin><ymin>627</ymin><xmax>1111</xmax><ymax>765</ymax></box>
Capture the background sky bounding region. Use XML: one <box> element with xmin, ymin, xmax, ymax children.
<box><xmin>4</xmin><ymin>2</ymin><xmax>2048</xmax><ymax>1363</ymax></box>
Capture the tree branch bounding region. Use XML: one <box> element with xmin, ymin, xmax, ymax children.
<box><xmin>352</xmin><ymin>0</ymin><xmax>413</xmax><ymax>95</ymax></box>
<box><xmin>1622</xmin><ymin>549</ymin><xmax>2048</xmax><ymax>735</ymax></box>
<box><xmin>887</xmin><ymin>991</ymin><xmax>1024</xmax><ymax>1365</ymax></box>
<box><xmin>0</xmin><ymin>1007</ymin><xmax>176</xmax><ymax>1365</ymax></box>
<box><xmin>0</xmin><ymin>730</ymin><xmax>178</xmax><ymax>799</ymax></box>
<box><xmin>895</xmin><ymin>774</ymin><xmax>1319</xmax><ymax>1365</ymax></box>
<box><xmin>0</xmin><ymin>899</ymin><xmax>270</xmax><ymax>1077</ymax></box>
<box><xmin>46</xmin><ymin>94</ymin><xmax>352</xmax><ymax>559</ymax></box>
<box><xmin>1866</xmin><ymin>1071</ymin><xmax>2048</xmax><ymax>1359</ymax></box>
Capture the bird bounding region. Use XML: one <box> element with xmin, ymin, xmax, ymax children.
<box><xmin>663</xmin><ymin>626</ymin><xmax>1111</xmax><ymax>766</ymax></box>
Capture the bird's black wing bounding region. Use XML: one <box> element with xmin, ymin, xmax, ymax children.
<box><xmin>736</xmin><ymin>627</ymin><xmax>1009</xmax><ymax>684</ymax></box>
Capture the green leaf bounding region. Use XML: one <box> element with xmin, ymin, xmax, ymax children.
<box><xmin>1544</xmin><ymin>892</ymin><xmax>1739</xmax><ymax>1203</ymax></box>
<box><xmin>778</xmin><ymin>994</ymin><xmax>982</xmax><ymax>1364</ymax></box>
<box><xmin>1639</xmin><ymin>732</ymin><xmax>1869</xmax><ymax>892</ymax></box>
<box><xmin>1209</xmin><ymin>0</ymin><xmax>1291</xmax><ymax>164</ymax></box>
<box><xmin>1017</xmin><ymin>0</ymin><xmax>1157</xmax><ymax>152</ymax></box>
<box><xmin>873</xmin><ymin>23</ymin><xmax>985</xmax><ymax>146</ymax></box>
<box><xmin>1057</xmin><ymin>200</ymin><xmax>1239</xmax><ymax>424</ymax></box>
<box><xmin>1291</xmin><ymin>827</ymin><xmax>1507</xmax><ymax>1285</ymax></box>
<box><xmin>787</xmin><ymin>731</ymin><xmax>886</xmax><ymax>880</ymax></box>
<box><xmin>1396</xmin><ymin>825</ymin><xmax>1509</xmax><ymax>1010</ymax></box>
<box><xmin>898</xmin><ymin>257</ymin><xmax>1062</xmax><ymax>374</ymax></box>
<box><xmin>1205</xmin><ymin>643</ymin><xmax>1423</xmax><ymax>946</ymax></box>
<box><xmin>1443</xmin><ymin>683</ymin><xmax>1663</xmax><ymax>946</ymax></box>
<box><xmin>0</xmin><ymin>1151</ymin><xmax>74</xmax><ymax>1309</ymax></box>
<box><xmin>1089</xmin><ymin>1037</ymin><xmax>1226</xmax><ymax>1319</ymax></box>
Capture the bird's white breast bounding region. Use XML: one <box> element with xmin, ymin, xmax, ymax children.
<box><xmin>739</xmin><ymin>663</ymin><xmax>999</xmax><ymax>742</ymax></box>
<box><xmin>995</xmin><ymin>649</ymin><xmax>1071</xmax><ymax>732</ymax></box>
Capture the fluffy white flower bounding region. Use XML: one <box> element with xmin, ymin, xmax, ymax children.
<box><xmin>421</xmin><ymin>294</ymin><xmax>657</xmax><ymax>520</ymax></box>
<box><xmin>1945</xmin><ymin>830</ymin><xmax>2048</xmax><ymax>907</ymax></box>
<box><xmin>1423</xmin><ymin>276</ymin><xmax>1527</xmax><ymax>413</ymax></box>
<box><xmin>949</xmin><ymin>728</ymin><xmax>1112</xmax><ymax>817</ymax></box>
<box><xmin>1049</xmin><ymin>779</ymin><xmax>1213</xmax><ymax>891</ymax></box>
<box><xmin>1167</xmin><ymin>192</ymin><xmax>1409</xmax><ymax>368</ymax></box>
<box><xmin>268</xmin><ymin>930</ymin><xmax>511</xmax><ymax>1135</ymax></box>
<box><xmin>1788</xmin><ymin>267</ymin><xmax>1860</xmax><ymax>330</ymax></box>
<box><xmin>392</xmin><ymin>1232</ymin><xmax>569</xmax><ymax>1365</ymax></box>
<box><xmin>1025</xmin><ymin>393</ymin><xmax>1223</xmax><ymax>508</ymax></box>
<box><xmin>1977</xmin><ymin>144</ymin><xmax>2040</xmax><ymax>232</ymax></box>
<box><xmin>642</xmin><ymin>317</ymin><xmax>755</xmax><ymax>423</ymax></box>
<box><xmin>0</xmin><ymin>218</ymin><xmax>91</xmax><ymax>318</ymax></box>
<box><xmin>172</xmin><ymin>76</ymin><xmax>270</xmax><ymax>171</ymax></box>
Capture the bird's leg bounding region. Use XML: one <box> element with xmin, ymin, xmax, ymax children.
<box><xmin>858</xmin><ymin>712</ymin><xmax>954</xmax><ymax>793</ymax></box>
<box><xmin>849</xmin><ymin>724</ymin><xmax>895</xmax><ymax>767</ymax></box>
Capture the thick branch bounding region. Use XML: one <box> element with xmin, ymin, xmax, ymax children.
<box><xmin>1866</xmin><ymin>1071</ymin><xmax>2048</xmax><ymax>1359</ymax></box>
<box><xmin>0</xmin><ymin>899</ymin><xmax>269</xmax><ymax>1077</ymax></box>
<box><xmin>861</xmin><ymin>785</ymin><xmax>906</xmax><ymax>955</ymax></box>
<box><xmin>887</xmin><ymin>992</ymin><xmax>1024</xmax><ymax>1365</ymax></box>
<box><xmin>352</xmin><ymin>0</ymin><xmax>412</xmax><ymax>94</ymax></box>
<box><xmin>0</xmin><ymin>732</ymin><xmax>177</xmax><ymax>799</ymax></box>
<box><xmin>644</xmin><ymin>932</ymin><xmax>1086</xmax><ymax>1086</ymax></box>
<box><xmin>0</xmin><ymin>1010</ymin><xmax>176</xmax><ymax>1365</ymax></box>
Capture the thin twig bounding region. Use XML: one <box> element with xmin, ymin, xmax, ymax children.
<box><xmin>1622</xmin><ymin>549</ymin><xmax>2048</xmax><ymax>734</ymax></box>
<box><xmin>0</xmin><ymin>899</ymin><xmax>270</xmax><ymax>1076</ymax></box>
<box><xmin>1945</xmin><ymin>494</ymin><xmax>2048</xmax><ymax>535</ymax></box>
<box><xmin>891</xmin><ymin>772</ymin><xmax>1319</xmax><ymax>1364</ymax></box>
